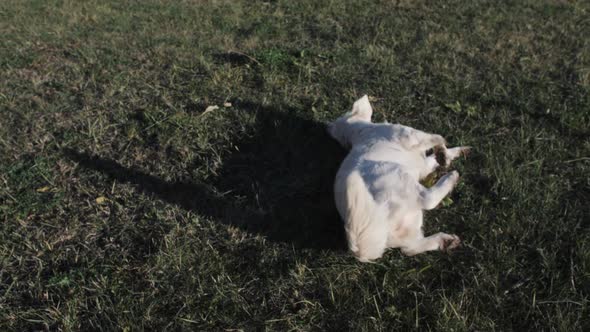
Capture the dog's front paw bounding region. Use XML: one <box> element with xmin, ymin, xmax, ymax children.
<box><xmin>448</xmin><ymin>170</ymin><xmax>460</xmax><ymax>183</ymax></box>
<box><xmin>440</xmin><ymin>170</ymin><xmax>460</xmax><ymax>188</ymax></box>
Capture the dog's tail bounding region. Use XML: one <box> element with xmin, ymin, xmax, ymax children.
<box><xmin>343</xmin><ymin>171</ymin><xmax>385</xmax><ymax>262</ymax></box>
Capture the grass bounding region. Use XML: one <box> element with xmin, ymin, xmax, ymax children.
<box><xmin>1</xmin><ymin>0</ymin><xmax>589</xmax><ymax>330</ymax></box>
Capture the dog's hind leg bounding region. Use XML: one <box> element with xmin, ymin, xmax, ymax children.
<box><xmin>354</xmin><ymin>228</ymin><xmax>388</xmax><ymax>263</ymax></box>
<box><xmin>401</xmin><ymin>232</ymin><xmax>461</xmax><ymax>256</ymax></box>
<box><xmin>419</xmin><ymin>171</ymin><xmax>459</xmax><ymax>210</ymax></box>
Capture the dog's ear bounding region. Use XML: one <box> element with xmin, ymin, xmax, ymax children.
<box><xmin>351</xmin><ymin>95</ymin><xmax>373</xmax><ymax>121</ymax></box>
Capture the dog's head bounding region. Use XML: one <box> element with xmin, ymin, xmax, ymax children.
<box><xmin>327</xmin><ymin>95</ymin><xmax>373</xmax><ymax>148</ymax></box>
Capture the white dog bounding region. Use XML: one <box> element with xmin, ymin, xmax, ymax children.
<box><xmin>328</xmin><ymin>96</ymin><xmax>470</xmax><ymax>262</ymax></box>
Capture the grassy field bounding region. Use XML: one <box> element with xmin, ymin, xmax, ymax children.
<box><xmin>1</xmin><ymin>0</ymin><xmax>589</xmax><ymax>330</ymax></box>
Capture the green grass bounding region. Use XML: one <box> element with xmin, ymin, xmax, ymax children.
<box><xmin>1</xmin><ymin>0</ymin><xmax>589</xmax><ymax>330</ymax></box>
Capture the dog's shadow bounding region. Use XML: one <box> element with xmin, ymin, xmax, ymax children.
<box><xmin>65</xmin><ymin>101</ymin><xmax>348</xmax><ymax>251</ymax></box>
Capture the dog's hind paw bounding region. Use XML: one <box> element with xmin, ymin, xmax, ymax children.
<box><xmin>440</xmin><ymin>234</ymin><xmax>461</xmax><ymax>252</ymax></box>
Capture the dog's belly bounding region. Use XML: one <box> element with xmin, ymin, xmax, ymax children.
<box><xmin>356</xmin><ymin>159</ymin><xmax>421</xmax><ymax>205</ymax></box>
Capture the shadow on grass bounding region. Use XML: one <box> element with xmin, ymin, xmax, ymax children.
<box><xmin>64</xmin><ymin>101</ymin><xmax>348</xmax><ymax>251</ymax></box>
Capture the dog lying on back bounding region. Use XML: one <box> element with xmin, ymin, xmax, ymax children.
<box><xmin>328</xmin><ymin>96</ymin><xmax>470</xmax><ymax>262</ymax></box>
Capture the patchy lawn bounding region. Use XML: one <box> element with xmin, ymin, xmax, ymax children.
<box><xmin>1</xmin><ymin>0</ymin><xmax>589</xmax><ymax>330</ymax></box>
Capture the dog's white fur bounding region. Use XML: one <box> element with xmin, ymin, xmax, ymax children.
<box><xmin>328</xmin><ymin>95</ymin><xmax>469</xmax><ymax>262</ymax></box>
